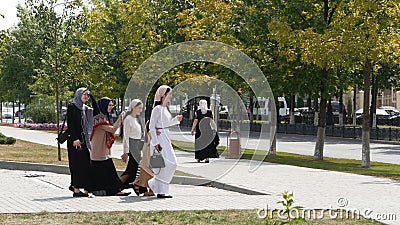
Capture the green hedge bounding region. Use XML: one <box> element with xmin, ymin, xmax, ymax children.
<box><xmin>24</xmin><ymin>102</ymin><xmax>56</xmax><ymax>123</ymax></box>
<box><xmin>0</xmin><ymin>132</ymin><xmax>16</xmax><ymax>145</ymax></box>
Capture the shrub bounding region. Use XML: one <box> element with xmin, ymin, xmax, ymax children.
<box><xmin>25</xmin><ymin>102</ymin><xmax>56</xmax><ymax>123</ymax></box>
<box><xmin>0</xmin><ymin>133</ymin><xmax>16</xmax><ymax>145</ymax></box>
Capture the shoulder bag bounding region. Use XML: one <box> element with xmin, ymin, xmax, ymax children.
<box><xmin>56</xmin><ymin>116</ymin><xmax>70</xmax><ymax>144</ymax></box>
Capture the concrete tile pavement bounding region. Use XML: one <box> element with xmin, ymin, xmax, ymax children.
<box><xmin>0</xmin><ymin>169</ymin><xmax>278</xmax><ymax>213</ymax></box>
<box><xmin>0</xmin><ymin>125</ymin><xmax>399</xmax><ymax>224</ymax></box>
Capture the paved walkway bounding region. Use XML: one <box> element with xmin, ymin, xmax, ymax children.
<box><xmin>0</xmin><ymin>126</ymin><xmax>399</xmax><ymax>224</ymax></box>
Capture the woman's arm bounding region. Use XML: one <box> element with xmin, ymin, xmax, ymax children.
<box><xmin>99</xmin><ymin>112</ymin><xmax>124</xmax><ymax>134</ymax></box>
<box><xmin>67</xmin><ymin>104</ymin><xmax>83</xmax><ymax>143</ymax></box>
<box><xmin>191</xmin><ymin>119</ymin><xmax>198</xmax><ymax>136</ymax></box>
<box><xmin>149</xmin><ymin>107</ymin><xmax>161</xmax><ymax>149</ymax></box>
<box><xmin>122</xmin><ymin>118</ymin><xmax>130</xmax><ymax>154</ymax></box>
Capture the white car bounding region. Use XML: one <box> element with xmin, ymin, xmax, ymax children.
<box><xmin>379</xmin><ymin>106</ymin><xmax>400</xmax><ymax>119</ymax></box>
<box><xmin>355</xmin><ymin>108</ymin><xmax>390</xmax><ymax>119</ymax></box>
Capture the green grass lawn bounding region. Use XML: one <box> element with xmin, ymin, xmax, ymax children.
<box><xmin>0</xmin><ymin>210</ymin><xmax>381</xmax><ymax>225</ymax></box>
<box><xmin>171</xmin><ymin>140</ymin><xmax>400</xmax><ymax>180</ymax></box>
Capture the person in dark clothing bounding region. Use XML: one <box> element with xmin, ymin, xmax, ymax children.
<box><xmin>191</xmin><ymin>99</ymin><xmax>219</xmax><ymax>163</ymax></box>
<box><xmin>67</xmin><ymin>87</ymin><xmax>96</xmax><ymax>197</ymax></box>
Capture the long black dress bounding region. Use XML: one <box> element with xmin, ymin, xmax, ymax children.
<box><xmin>67</xmin><ymin>103</ymin><xmax>92</xmax><ymax>191</ymax></box>
<box><xmin>194</xmin><ymin>109</ymin><xmax>220</xmax><ymax>160</ymax></box>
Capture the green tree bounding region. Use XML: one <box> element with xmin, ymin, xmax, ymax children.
<box><xmin>268</xmin><ymin>0</ymin><xmax>341</xmax><ymax>160</ymax></box>
<box><xmin>332</xmin><ymin>0</ymin><xmax>400</xmax><ymax>167</ymax></box>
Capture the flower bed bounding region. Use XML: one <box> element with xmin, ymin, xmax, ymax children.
<box><xmin>0</xmin><ymin>122</ymin><xmax>66</xmax><ymax>131</ymax></box>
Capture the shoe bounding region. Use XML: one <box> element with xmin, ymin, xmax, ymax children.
<box><xmin>196</xmin><ymin>159</ymin><xmax>201</xmax><ymax>163</ymax></box>
<box><xmin>92</xmin><ymin>190</ymin><xmax>107</xmax><ymax>196</ymax></box>
<box><xmin>157</xmin><ymin>194</ymin><xmax>172</xmax><ymax>198</ymax></box>
<box><xmin>73</xmin><ymin>191</ymin><xmax>89</xmax><ymax>197</ymax></box>
<box><xmin>131</xmin><ymin>184</ymin><xmax>140</xmax><ymax>196</ymax></box>
<box><xmin>116</xmin><ymin>191</ymin><xmax>131</xmax><ymax>196</ymax></box>
<box><xmin>139</xmin><ymin>186</ymin><xmax>148</xmax><ymax>194</ymax></box>
<box><xmin>204</xmin><ymin>159</ymin><xmax>209</xmax><ymax>163</ymax></box>
<box><xmin>68</xmin><ymin>185</ymin><xmax>74</xmax><ymax>192</ymax></box>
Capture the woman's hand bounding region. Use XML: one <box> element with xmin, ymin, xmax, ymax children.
<box><xmin>121</xmin><ymin>153</ymin><xmax>128</xmax><ymax>163</ymax></box>
<box><xmin>191</xmin><ymin>130</ymin><xmax>195</xmax><ymax>136</ymax></box>
<box><xmin>73</xmin><ymin>140</ymin><xmax>81</xmax><ymax>149</ymax></box>
<box><xmin>154</xmin><ymin>144</ymin><xmax>161</xmax><ymax>152</ymax></box>
<box><xmin>119</xmin><ymin>111</ymin><xmax>126</xmax><ymax>119</ymax></box>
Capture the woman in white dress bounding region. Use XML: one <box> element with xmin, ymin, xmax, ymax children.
<box><xmin>148</xmin><ymin>85</ymin><xmax>183</xmax><ymax>198</ymax></box>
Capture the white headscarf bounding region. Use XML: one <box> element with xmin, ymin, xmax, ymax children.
<box><xmin>153</xmin><ymin>85</ymin><xmax>171</xmax><ymax>106</ymax></box>
<box><xmin>125</xmin><ymin>99</ymin><xmax>144</xmax><ymax>137</ymax></box>
<box><xmin>126</xmin><ymin>99</ymin><xmax>143</xmax><ymax>117</ymax></box>
<box><xmin>199</xmin><ymin>99</ymin><xmax>208</xmax><ymax>114</ymax></box>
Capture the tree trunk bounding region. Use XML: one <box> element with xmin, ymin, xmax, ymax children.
<box><xmin>269</xmin><ymin>131</ymin><xmax>277</xmax><ymax>156</ymax></box>
<box><xmin>339</xmin><ymin>89</ymin><xmax>344</xmax><ymax>126</ymax></box>
<box><xmin>289</xmin><ymin>94</ymin><xmax>295</xmax><ymax>124</ymax></box>
<box><xmin>314</xmin><ymin>69</ymin><xmax>328</xmax><ymax>160</ymax></box>
<box><xmin>362</xmin><ymin>59</ymin><xmax>372</xmax><ymax>168</ymax></box>
<box><xmin>249</xmin><ymin>94</ymin><xmax>254</xmax><ymax>123</ymax></box>
<box><xmin>370</xmin><ymin>75</ymin><xmax>377</xmax><ymax>128</ymax></box>
<box><xmin>314</xmin><ymin>98</ymin><xmax>319</xmax><ymax>126</ymax></box>
<box><xmin>353</xmin><ymin>86</ymin><xmax>357</xmax><ymax>126</ymax></box>
<box><xmin>18</xmin><ymin>99</ymin><xmax>21</xmax><ymax>123</ymax></box>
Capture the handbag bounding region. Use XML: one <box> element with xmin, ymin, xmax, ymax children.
<box><xmin>56</xmin><ymin>116</ymin><xmax>70</xmax><ymax>144</ymax></box>
<box><xmin>150</xmin><ymin>148</ymin><xmax>165</xmax><ymax>169</ymax></box>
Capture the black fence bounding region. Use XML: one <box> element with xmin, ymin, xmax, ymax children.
<box><xmin>277</xmin><ymin>124</ymin><xmax>400</xmax><ymax>141</ymax></box>
<box><xmin>180</xmin><ymin>118</ymin><xmax>400</xmax><ymax>142</ymax></box>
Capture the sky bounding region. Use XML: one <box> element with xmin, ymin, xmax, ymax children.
<box><xmin>0</xmin><ymin>0</ymin><xmax>23</xmax><ymax>30</ymax></box>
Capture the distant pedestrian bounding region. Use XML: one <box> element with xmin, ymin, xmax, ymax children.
<box><xmin>148</xmin><ymin>85</ymin><xmax>183</xmax><ymax>198</ymax></box>
<box><xmin>191</xmin><ymin>99</ymin><xmax>219</xmax><ymax>163</ymax></box>
<box><xmin>67</xmin><ymin>87</ymin><xmax>96</xmax><ymax>197</ymax></box>
<box><xmin>120</xmin><ymin>99</ymin><xmax>146</xmax><ymax>194</ymax></box>
<box><xmin>89</xmin><ymin>97</ymin><xmax>130</xmax><ymax>196</ymax></box>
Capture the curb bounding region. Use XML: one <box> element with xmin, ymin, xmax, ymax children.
<box><xmin>0</xmin><ymin>160</ymin><xmax>268</xmax><ymax>196</ymax></box>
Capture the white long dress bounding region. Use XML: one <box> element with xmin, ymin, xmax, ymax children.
<box><xmin>148</xmin><ymin>105</ymin><xmax>180</xmax><ymax>195</ymax></box>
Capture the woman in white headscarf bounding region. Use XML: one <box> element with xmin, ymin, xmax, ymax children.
<box><xmin>148</xmin><ymin>85</ymin><xmax>183</xmax><ymax>198</ymax></box>
<box><xmin>67</xmin><ymin>87</ymin><xmax>96</xmax><ymax>197</ymax></box>
<box><xmin>191</xmin><ymin>99</ymin><xmax>219</xmax><ymax>163</ymax></box>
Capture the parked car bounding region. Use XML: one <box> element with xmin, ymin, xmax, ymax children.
<box><xmin>379</xmin><ymin>106</ymin><xmax>400</xmax><ymax>119</ymax></box>
<box><xmin>2</xmin><ymin>112</ymin><xmax>12</xmax><ymax>119</ymax></box>
<box><xmin>15</xmin><ymin>109</ymin><xmax>26</xmax><ymax>118</ymax></box>
<box><xmin>328</xmin><ymin>101</ymin><xmax>347</xmax><ymax>115</ymax></box>
<box><xmin>355</xmin><ymin>108</ymin><xmax>390</xmax><ymax>119</ymax></box>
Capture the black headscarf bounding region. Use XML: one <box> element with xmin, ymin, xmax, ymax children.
<box><xmin>98</xmin><ymin>97</ymin><xmax>112</xmax><ymax>120</ymax></box>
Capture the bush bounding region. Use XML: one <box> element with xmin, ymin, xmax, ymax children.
<box><xmin>25</xmin><ymin>102</ymin><xmax>56</xmax><ymax>123</ymax></box>
<box><xmin>0</xmin><ymin>132</ymin><xmax>16</xmax><ymax>145</ymax></box>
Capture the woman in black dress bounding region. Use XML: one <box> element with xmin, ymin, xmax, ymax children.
<box><xmin>67</xmin><ymin>87</ymin><xmax>96</xmax><ymax>197</ymax></box>
<box><xmin>191</xmin><ymin>99</ymin><xmax>219</xmax><ymax>163</ymax></box>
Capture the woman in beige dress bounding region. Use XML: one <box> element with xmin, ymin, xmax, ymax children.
<box><xmin>132</xmin><ymin>121</ymin><xmax>155</xmax><ymax>196</ymax></box>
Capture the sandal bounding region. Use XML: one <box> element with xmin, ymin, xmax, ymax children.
<box><xmin>116</xmin><ymin>191</ymin><xmax>131</xmax><ymax>196</ymax></box>
<box><xmin>143</xmin><ymin>190</ymin><xmax>155</xmax><ymax>196</ymax></box>
<box><xmin>132</xmin><ymin>185</ymin><xmax>140</xmax><ymax>196</ymax></box>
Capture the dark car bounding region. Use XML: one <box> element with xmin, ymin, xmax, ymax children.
<box><xmin>15</xmin><ymin>109</ymin><xmax>26</xmax><ymax>118</ymax></box>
